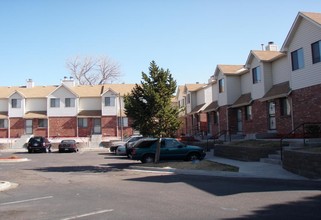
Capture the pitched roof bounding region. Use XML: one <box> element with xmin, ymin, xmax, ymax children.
<box><xmin>214</xmin><ymin>65</ymin><xmax>248</xmax><ymax>78</ymax></box>
<box><xmin>0</xmin><ymin>111</ymin><xmax>8</xmax><ymax>119</ymax></box>
<box><xmin>78</xmin><ymin>110</ymin><xmax>102</xmax><ymax>117</ymax></box>
<box><xmin>250</xmin><ymin>50</ymin><xmax>286</xmax><ymax>62</ymax></box>
<box><xmin>0</xmin><ymin>86</ymin><xmax>57</xmax><ymax>98</ymax></box>
<box><xmin>230</xmin><ymin>93</ymin><xmax>253</xmax><ymax>108</ymax></box>
<box><xmin>24</xmin><ymin>111</ymin><xmax>47</xmax><ymax>119</ymax></box>
<box><xmin>218</xmin><ymin>65</ymin><xmax>246</xmax><ymax>74</ymax></box>
<box><xmin>189</xmin><ymin>103</ymin><xmax>206</xmax><ymax>115</ymax></box>
<box><xmin>185</xmin><ymin>84</ymin><xmax>206</xmax><ymax>92</ymax></box>
<box><xmin>203</xmin><ymin>101</ymin><xmax>219</xmax><ymax>112</ymax></box>
<box><xmin>260</xmin><ymin>81</ymin><xmax>291</xmax><ymax>101</ymax></box>
<box><xmin>302</xmin><ymin>12</ymin><xmax>321</xmax><ymax>26</ymax></box>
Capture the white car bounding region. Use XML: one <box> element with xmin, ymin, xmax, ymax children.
<box><xmin>110</xmin><ymin>135</ymin><xmax>143</xmax><ymax>153</ymax></box>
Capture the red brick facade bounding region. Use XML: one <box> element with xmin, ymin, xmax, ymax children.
<box><xmin>49</xmin><ymin>117</ymin><xmax>77</xmax><ymax>137</ymax></box>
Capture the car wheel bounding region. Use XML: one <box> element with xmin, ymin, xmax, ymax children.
<box><xmin>186</xmin><ymin>152</ymin><xmax>200</xmax><ymax>161</ymax></box>
<box><xmin>141</xmin><ymin>154</ymin><xmax>155</xmax><ymax>163</ymax></box>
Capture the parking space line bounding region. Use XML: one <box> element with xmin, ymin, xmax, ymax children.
<box><xmin>60</xmin><ymin>209</ymin><xmax>114</xmax><ymax>220</ymax></box>
<box><xmin>0</xmin><ymin>196</ymin><xmax>53</xmax><ymax>206</ymax></box>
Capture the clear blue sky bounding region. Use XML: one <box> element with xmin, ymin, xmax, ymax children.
<box><xmin>1</xmin><ymin>0</ymin><xmax>320</xmax><ymax>87</ymax></box>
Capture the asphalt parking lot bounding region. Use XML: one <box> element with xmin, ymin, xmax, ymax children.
<box><xmin>1</xmin><ymin>149</ymin><xmax>321</xmax><ymax>220</ymax></box>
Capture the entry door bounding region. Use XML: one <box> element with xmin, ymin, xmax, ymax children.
<box><xmin>93</xmin><ymin>119</ymin><xmax>101</xmax><ymax>134</ymax></box>
<box><xmin>25</xmin><ymin>119</ymin><xmax>33</xmax><ymax>134</ymax></box>
<box><xmin>268</xmin><ymin>102</ymin><xmax>276</xmax><ymax>130</ymax></box>
<box><xmin>237</xmin><ymin>109</ymin><xmax>243</xmax><ymax>132</ymax></box>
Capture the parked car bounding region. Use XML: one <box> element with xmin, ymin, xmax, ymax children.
<box><xmin>58</xmin><ymin>140</ymin><xmax>79</xmax><ymax>153</ymax></box>
<box><xmin>130</xmin><ymin>138</ymin><xmax>206</xmax><ymax>163</ymax></box>
<box><xmin>27</xmin><ymin>136</ymin><xmax>52</xmax><ymax>153</ymax></box>
<box><xmin>110</xmin><ymin>135</ymin><xmax>143</xmax><ymax>153</ymax></box>
<box><xmin>115</xmin><ymin>145</ymin><xmax>127</xmax><ymax>156</ymax></box>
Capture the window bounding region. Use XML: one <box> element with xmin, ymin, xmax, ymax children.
<box><xmin>38</xmin><ymin>119</ymin><xmax>48</xmax><ymax>128</ymax></box>
<box><xmin>280</xmin><ymin>98</ymin><xmax>291</xmax><ymax>116</ymax></box>
<box><xmin>11</xmin><ymin>99</ymin><xmax>21</xmax><ymax>108</ymax></box>
<box><xmin>0</xmin><ymin>119</ymin><xmax>8</xmax><ymax>128</ymax></box>
<box><xmin>219</xmin><ymin>78</ymin><xmax>225</xmax><ymax>93</ymax></box>
<box><xmin>78</xmin><ymin>118</ymin><xmax>88</xmax><ymax>128</ymax></box>
<box><xmin>65</xmin><ymin>98</ymin><xmax>75</xmax><ymax>107</ymax></box>
<box><xmin>187</xmin><ymin>94</ymin><xmax>191</xmax><ymax>104</ymax></box>
<box><xmin>291</xmin><ymin>48</ymin><xmax>304</xmax><ymax>71</ymax></box>
<box><xmin>268</xmin><ymin>102</ymin><xmax>276</xmax><ymax>130</ymax></box>
<box><xmin>105</xmin><ymin>97</ymin><xmax>115</xmax><ymax>106</ymax></box>
<box><xmin>252</xmin><ymin>66</ymin><xmax>261</xmax><ymax>84</ymax></box>
<box><xmin>118</xmin><ymin>117</ymin><xmax>128</xmax><ymax>127</ymax></box>
<box><xmin>50</xmin><ymin>98</ymin><xmax>60</xmax><ymax>107</ymax></box>
<box><xmin>245</xmin><ymin>106</ymin><xmax>252</xmax><ymax>120</ymax></box>
<box><xmin>312</xmin><ymin>40</ymin><xmax>321</xmax><ymax>64</ymax></box>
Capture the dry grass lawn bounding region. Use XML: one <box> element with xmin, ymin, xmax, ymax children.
<box><xmin>135</xmin><ymin>160</ymin><xmax>239</xmax><ymax>172</ymax></box>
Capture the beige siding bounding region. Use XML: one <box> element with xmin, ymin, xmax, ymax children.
<box><xmin>240</xmin><ymin>72</ymin><xmax>252</xmax><ymax>94</ymax></box>
<box><xmin>217</xmin><ymin>72</ymin><xmax>228</xmax><ymax>106</ymax></box>
<box><xmin>263</xmin><ymin>63</ymin><xmax>273</xmax><ymax>94</ymax></box>
<box><xmin>272</xmin><ymin>56</ymin><xmax>290</xmax><ymax>85</ymax></box>
<box><xmin>226</xmin><ymin>76</ymin><xmax>241</xmax><ymax>104</ymax></box>
<box><xmin>288</xmin><ymin>19</ymin><xmax>321</xmax><ymax>90</ymax></box>
<box><xmin>0</xmin><ymin>100</ymin><xmax>8</xmax><ymax>111</ymax></box>
<box><xmin>25</xmin><ymin>98</ymin><xmax>47</xmax><ymax>112</ymax></box>
<box><xmin>79</xmin><ymin>98</ymin><xmax>101</xmax><ymax>111</ymax></box>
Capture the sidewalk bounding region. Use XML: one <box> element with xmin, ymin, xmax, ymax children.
<box><xmin>200</xmin><ymin>150</ymin><xmax>309</xmax><ymax>180</ymax></box>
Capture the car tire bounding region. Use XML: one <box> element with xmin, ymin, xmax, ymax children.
<box><xmin>186</xmin><ymin>152</ymin><xmax>200</xmax><ymax>161</ymax></box>
<box><xmin>141</xmin><ymin>154</ymin><xmax>155</xmax><ymax>163</ymax></box>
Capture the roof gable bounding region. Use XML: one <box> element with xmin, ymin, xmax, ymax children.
<box><xmin>245</xmin><ymin>50</ymin><xmax>285</xmax><ymax>66</ymax></box>
<box><xmin>282</xmin><ymin>12</ymin><xmax>321</xmax><ymax>51</ymax></box>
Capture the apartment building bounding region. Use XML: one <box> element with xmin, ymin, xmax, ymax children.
<box><xmin>0</xmin><ymin>78</ymin><xmax>136</xmax><ymax>139</ymax></box>
<box><xmin>177</xmin><ymin>11</ymin><xmax>321</xmax><ymax>138</ymax></box>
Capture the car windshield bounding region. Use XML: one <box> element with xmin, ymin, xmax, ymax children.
<box><xmin>30</xmin><ymin>137</ymin><xmax>42</xmax><ymax>143</ymax></box>
<box><xmin>61</xmin><ymin>140</ymin><xmax>75</xmax><ymax>144</ymax></box>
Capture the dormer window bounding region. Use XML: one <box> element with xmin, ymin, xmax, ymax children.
<box><xmin>312</xmin><ymin>40</ymin><xmax>321</xmax><ymax>64</ymax></box>
<box><xmin>291</xmin><ymin>48</ymin><xmax>304</xmax><ymax>71</ymax></box>
<box><xmin>50</xmin><ymin>98</ymin><xmax>60</xmax><ymax>108</ymax></box>
<box><xmin>252</xmin><ymin>66</ymin><xmax>261</xmax><ymax>84</ymax></box>
<box><xmin>65</xmin><ymin>98</ymin><xmax>75</xmax><ymax>107</ymax></box>
<box><xmin>11</xmin><ymin>99</ymin><xmax>21</xmax><ymax>108</ymax></box>
<box><xmin>219</xmin><ymin>78</ymin><xmax>225</xmax><ymax>93</ymax></box>
<box><xmin>105</xmin><ymin>97</ymin><xmax>115</xmax><ymax>106</ymax></box>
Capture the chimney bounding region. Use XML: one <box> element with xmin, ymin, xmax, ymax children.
<box><xmin>26</xmin><ymin>79</ymin><xmax>34</xmax><ymax>88</ymax></box>
<box><xmin>61</xmin><ymin>76</ymin><xmax>76</xmax><ymax>87</ymax></box>
<box><xmin>265</xmin><ymin>41</ymin><xmax>278</xmax><ymax>51</ymax></box>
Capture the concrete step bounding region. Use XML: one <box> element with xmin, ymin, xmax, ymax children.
<box><xmin>260</xmin><ymin>157</ymin><xmax>282</xmax><ymax>165</ymax></box>
<box><xmin>260</xmin><ymin>153</ymin><xmax>282</xmax><ymax>165</ymax></box>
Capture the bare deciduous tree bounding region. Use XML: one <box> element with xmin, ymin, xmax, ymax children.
<box><xmin>66</xmin><ymin>56</ymin><xmax>121</xmax><ymax>85</ymax></box>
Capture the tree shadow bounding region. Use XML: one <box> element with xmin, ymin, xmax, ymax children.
<box><xmin>225</xmin><ymin>194</ymin><xmax>321</xmax><ymax>220</ymax></box>
<box><xmin>124</xmin><ymin>174</ymin><xmax>321</xmax><ymax>196</ymax></box>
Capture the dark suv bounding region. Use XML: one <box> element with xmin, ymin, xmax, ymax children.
<box><xmin>130</xmin><ymin>138</ymin><xmax>206</xmax><ymax>163</ymax></box>
<box><xmin>27</xmin><ymin>136</ymin><xmax>52</xmax><ymax>153</ymax></box>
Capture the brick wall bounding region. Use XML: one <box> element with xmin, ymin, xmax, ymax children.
<box><xmin>9</xmin><ymin>118</ymin><xmax>24</xmax><ymax>138</ymax></box>
<box><xmin>0</xmin><ymin>129</ymin><xmax>8</xmax><ymax>138</ymax></box>
<box><xmin>283</xmin><ymin>149</ymin><xmax>321</xmax><ymax>179</ymax></box>
<box><xmin>49</xmin><ymin>117</ymin><xmax>77</xmax><ymax>137</ymax></box>
<box><xmin>292</xmin><ymin>84</ymin><xmax>321</xmax><ymax>127</ymax></box>
<box><xmin>102</xmin><ymin>116</ymin><xmax>117</xmax><ymax>136</ymax></box>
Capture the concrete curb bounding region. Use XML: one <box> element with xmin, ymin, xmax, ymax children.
<box><xmin>0</xmin><ymin>158</ymin><xmax>30</xmax><ymax>163</ymax></box>
<box><xmin>0</xmin><ymin>181</ymin><xmax>12</xmax><ymax>192</ymax></box>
